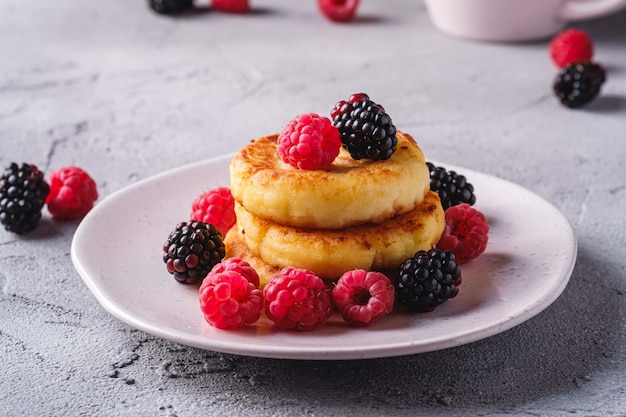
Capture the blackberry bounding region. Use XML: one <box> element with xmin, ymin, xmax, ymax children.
<box><xmin>331</xmin><ymin>93</ymin><xmax>397</xmax><ymax>160</ymax></box>
<box><xmin>148</xmin><ymin>0</ymin><xmax>194</xmax><ymax>15</ymax></box>
<box><xmin>0</xmin><ymin>163</ymin><xmax>50</xmax><ymax>235</ymax></box>
<box><xmin>396</xmin><ymin>249</ymin><xmax>462</xmax><ymax>312</ymax></box>
<box><xmin>162</xmin><ymin>221</ymin><xmax>225</xmax><ymax>284</ymax></box>
<box><xmin>553</xmin><ymin>62</ymin><xmax>606</xmax><ymax>108</ymax></box>
<box><xmin>426</xmin><ymin>162</ymin><xmax>476</xmax><ymax>210</ymax></box>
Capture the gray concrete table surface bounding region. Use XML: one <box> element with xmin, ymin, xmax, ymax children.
<box><xmin>1</xmin><ymin>0</ymin><xmax>625</xmax><ymax>416</ymax></box>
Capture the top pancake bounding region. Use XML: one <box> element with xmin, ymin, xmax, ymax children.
<box><xmin>229</xmin><ymin>130</ymin><xmax>431</xmax><ymax>229</ymax></box>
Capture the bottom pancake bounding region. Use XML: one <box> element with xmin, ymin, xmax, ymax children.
<box><xmin>231</xmin><ymin>190</ymin><xmax>445</xmax><ymax>280</ymax></box>
<box><xmin>224</xmin><ymin>227</ymin><xmax>281</xmax><ymax>289</ymax></box>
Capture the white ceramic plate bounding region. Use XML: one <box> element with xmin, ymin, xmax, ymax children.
<box><xmin>71</xmin><ymin>155</ymin><xmax>577</xmax><ymax>360</ymax></box>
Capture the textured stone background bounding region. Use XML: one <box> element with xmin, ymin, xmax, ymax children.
<box><xmin>1</xmin><ymin>0</ymin><xmax>625</xmax><ymax>416</ymax></box>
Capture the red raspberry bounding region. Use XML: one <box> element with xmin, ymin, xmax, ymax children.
<box><xmin>331</xmin><ymin>270</ymin><xmax>395</xmax><ymax>327</ymax></box>
<box><xmin>212</xmin><ymin>0</ymin><xmax>249</xmax><ymax>13</ymax></box>
<box><xmin>549</xmin><ymin>29</ymin><xmax>594</xmax><ymax>69</ymax></box>
<box><xmin>317</xmin><ymin>0</ymin><xmax>360</xmax><ymax>22</ymax></box>
<box><xmin>209</xmin><ymin>257</ymin><xmax>260</xmax><ymax>289</ymax></box>
<box><xmin>46</xmin><ymin>166</ymin><xmax>98</xmax><ymax>219</ymax></box>
<box><xmin>263</xmin><ymin>267</ymin><xmax>332</xmax><ymax>331</ymax></box>
<box><xmin>277</xmin><ymin>113</ymin><xmax>341</xmax><ymax>170</ymax></box>
<box><xmin>437</xmin><ymin>204</ymin><xmax>489</xmax><ymax>264</ymax></box>
<box><xmin>199</xmin><ymin>270</ymin><xmax>263</xmax><ymax>329</ymax></box>
<box><xmin>190</xmin><ymin>186</ymin><xmax>236</xmax><ymax>237</ymax></box>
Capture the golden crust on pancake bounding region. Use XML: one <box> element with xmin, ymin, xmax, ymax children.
<box><xmin>224</xmin><ymin>228</ymin><xmax>281</xmax><ymax>289</ymax></box>
<box><xmin>229</xmin><ymin>130</ymin><xmax>430</xmax><ymax>230</ymax></box>
<box><xmin>232</xmin><ymin>191</ymin><xmax>445</xmax><ymax>280</ymax></box>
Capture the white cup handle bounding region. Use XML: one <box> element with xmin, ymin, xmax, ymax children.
<box><xmin>558</xmin><ymin>0</ymin><xmax>626</xmax><ymax>21</ymax></box>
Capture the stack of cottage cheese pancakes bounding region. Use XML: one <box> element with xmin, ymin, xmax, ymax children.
<box><xmin>225</xmin><ymin>130</ymin><xmax>445</xmax><ymax>286</ymax></box>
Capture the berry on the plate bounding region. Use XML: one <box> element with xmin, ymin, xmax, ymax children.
<box><xmin>396</xmin><ymin>249</ymin><xmax>462</xmax><ymax>312</ymax></box>
<box><xmin>277</xmin><ymin>113</ymin><xmax>341</xmax><ymax>170</ymax></box>
<box><xmin>331</xmin><ymin>270</ymin><xmax>395</xmax><ymax>326</ymax></box>
<box><xmin>199</xmin><ymin>270</ymin><xmax>263</xmax><ymax>329</ymax></box>
<box><xmin>190</xmin><ymin>186</ymin><xmax>236</xmax><ymax>237</ymax></box>
<box><xmin>46</xmin><ymin>166</ymin><xmax>98</xmax><ymax>219</ymax></box>
<box><xmin>332</xmin><ymin>93</ymin><xmax>397</xmax><ymax>160</ymax></box>
<box><xmin>148</xmin><ymin>0</ymin><xmax>194</xmax><ymax>15</ymax></box>
<box><xmin>549</xmin><ymin>29</ymin><xmax>594</xmax><ymax>69</ymax></box>
<box><xmin>318</xmin><ymin>0</ymin><xmax>360</xmax><ymax>22</ymax></box>
<box><xmin>553</xmin><ymin>62</ymin><xmax>606</xmax><ymax>108</ymax></box>
<box><xmin>0</xmin><ymin>162</ymin><xmax>49</xmax><ymax>235</ymax></box>
<box><xmin>162</xmin><ymin>221</ymin><xmax>225</xmax><ymax>284</ymax></box>
<box><xmin>426</xmin><ymin>162</ymin><xmax>476</xmax><ymax>210</ymax></box>
<box><xmin>263</xmin><ymin>267</ymin><xmax>332</xmax><ymax>331</ymax></box>
<box><xmin>437</xmin><ymin>204</ymin><xmax>489</xmax><ymax>264</ymax></box>
<box><xmin>209</xmin><ymin>257</ymin><xmax>260</xmax><ymax>289</ymax></box>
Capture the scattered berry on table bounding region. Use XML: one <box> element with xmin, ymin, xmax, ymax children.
<box><xmin>190</xmin><ymin>186</ymin><xmax>236</xmax><ymax>237</ymax></box>
<box><xmin>549</xmin><ymin>29</ymin><xmax>594</xmax><ymax>69</ymax></box>
<box><xmin>331</xmin><ymin>93</ymin><xmax>397</xmax><ymax>160</ymax></box>
<box><xmin>331</xmin><ymin>270</ymin><xmax>395</xmax><ymax>326</ymax></box>
<box><xmin>437</xmin><ymin>204</ymin><xmax>489</xmax><ymax>265</ymax></box>
<box><xmin>263</xmin><ymin>267</ymin><xmax>332</xmax><ymax>331</ymax></box>
<box><xmin>396</xmin><ymin>249</ymin><xmax>462</xmax><ymax>312</ymax></box>
<box><xmin>162</xmin><ymin>221</ymin><xmax>225</xmax><ymax>285</ymax></box>
<box><xmin>317</xmin><ymin>0</ymin><xmax>360</xmax><ymax>22</ymax></box>
<box><xmin>199</xmin><ymin>270</ymin><xmax>263</xmax><ymax>329</ymax></box>
<box><xmin>553</xmin><ymin>62</ymin><xmax>606</xmax><ymax>108</ymax></box>
<box><xmin>212</xmin><ymin>0</ymin><xmax>249</xmax><ymax>13</ymax></box>
<box><xmin>209</xmin><ymin>257</ymin><xmax>260</xmax><ymax>289</ymax></box>
<box><xmin>426</xmin><ymin>162</ymin><xmax>476</xmax><ymax>210</ymax></box>
<box><xmin>148</xmin><ymin>0</ymin><xmax>194</xmax><ymax>15</ymax></box>
<box><xmin>278</xmin><ymin>113</ymin><xmax>341</xmax><ymax>170</ymax></box>
<box><xmin>46</xmin><ymin>166</ymin><xmax>98</xmax><ymax>219</ymax></box>
<box><xmin>0</xmin><ymin>162</ymin><xmax>49</xmax><ymax>235</ymax></box>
